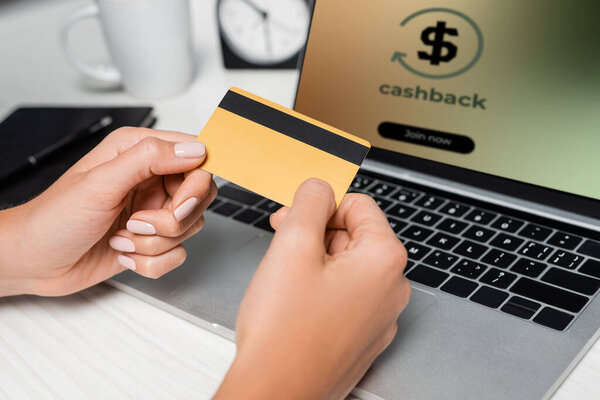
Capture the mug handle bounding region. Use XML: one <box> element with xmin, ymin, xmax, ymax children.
<box><xmin>60</xmin><ymin>3</ymin><xmax>122</xmax><ymax>84</ymax></box>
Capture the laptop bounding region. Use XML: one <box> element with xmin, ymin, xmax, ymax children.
<box><xmin>110</xmin><ymin>1</ymin><xmax>600</xmax><ymax>399</ymax></box>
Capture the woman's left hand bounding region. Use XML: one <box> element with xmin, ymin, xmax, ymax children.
<box><xmin>0</xmin><ymin>127</ymin><xmax>216</xmax><ymax>297</ymax></box>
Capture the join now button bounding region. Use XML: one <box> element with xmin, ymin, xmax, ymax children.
<box><xmin>378</xmin><ymin>122</ymin><xmax>475</xmax><ymax>154</ymax></box>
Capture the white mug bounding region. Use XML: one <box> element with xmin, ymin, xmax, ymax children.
<box><xmin>61</xmin><ymin>0</ymin><xmax>195</xmax><ymax>99</ymax></box>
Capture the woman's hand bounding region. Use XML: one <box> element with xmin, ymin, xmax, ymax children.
<box><xmin>215</xmin><ymin>179</ymin><xmax>411</xmax><ymax>400</ymax></box>
<box><xmin>0</xmin><ymin>127</ymin><xmax>216</xmax><ymax>297</ymax></box>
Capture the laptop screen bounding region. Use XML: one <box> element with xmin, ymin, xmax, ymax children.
<box><xmin>295</xmin><ymin>1</ymin><xmax>600</xmax><ymax>201</ymax></box>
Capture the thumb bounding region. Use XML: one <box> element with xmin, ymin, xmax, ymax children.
<box><xmin>275</xmin><ymin>178</ymin><xmax>336</xmax><ymax>253</ymax></box>
<box><xmin>88</xmin><ymin>137</ymin><xmax>206</xmax><ymax>204</ymax></box>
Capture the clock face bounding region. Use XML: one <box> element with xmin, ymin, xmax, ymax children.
<box><xmin>218</xmin><ymin>0</ymin><xmax>311</xmax><ymax>65</ymax></box>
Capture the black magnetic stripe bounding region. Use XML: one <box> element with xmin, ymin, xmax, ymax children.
<box><xmin>218</xmin><ymin>90</ymin><xmax>369</xmax><ymax>166</ymax></box>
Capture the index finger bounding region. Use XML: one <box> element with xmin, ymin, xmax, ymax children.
<box><xmin>75</xmin><ymin>127</ymin><xmax>198</xmax><ymax>171</ymax></box>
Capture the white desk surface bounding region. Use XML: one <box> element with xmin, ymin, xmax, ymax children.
<box><xmin>0</xmin><ymin>0</ymin><xmax>598</xmax><ymax>399</ymax></box>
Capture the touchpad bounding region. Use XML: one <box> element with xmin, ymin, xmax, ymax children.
<box><xmin>397</xmin><ymin>286</ymin><xmax>438</xmax><ymax>328</ymax></box>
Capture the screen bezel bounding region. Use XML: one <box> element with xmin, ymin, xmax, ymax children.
<box><xmin>294</xmin><ymin>0</ymin><xmax>600</xmax><ymax>220</ymax></box>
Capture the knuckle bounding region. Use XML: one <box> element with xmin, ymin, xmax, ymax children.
<box><xmin>209</xmin><ymin>180</ymin><xmax>218</xmax><ymax>202</ymax></box>
<box><xmin>137</xmin><ymin>136</ymin><xmax>163</xmax><ymax>159</ymax></box>
<box><xmin>391</xmin><ymin>242</ymin><xmax>408</xmax><ymax>269</ymax></box>
<box><xmin>175</xmin><ymin>247</ymin><xmax>188</xmax><ymax>266</ymax></box>
<box><xmin>167</xmin><ymin>221</ymin><xmax>187</xmax><ymax>237</ymax></box>
<box><xmin>140</xmin><ymin>237</ymin><xmax>167</xmax><ymax>256</ymax></box>
<box><xmin>381</xmin><ymin>323</ymin><xmax>399</xmax><ymax>350</ymax></box>
<box><xmin>373</xmin><ymin>238</ymin><xmax>406</xmax><ymax>278</ymax></box>
<box><xmin>192</xmin><ymin>216</ymin><xmax>205</xmax><ymax>233</ymax></box>
<box><xmin>140</xmin><ymin>258</ymin><xmax>164</xmax><ymax>280</ymax></box>
<box><xmin>108</xmin><ymin>126</ymin><xmax>135</xmax><ymax>140</ymax></box>
<box><xmin>400</xmin><ymin>277</ymin><xmax>412</xmax><ymax>305</ymax></box>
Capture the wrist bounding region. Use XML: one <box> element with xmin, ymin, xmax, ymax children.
<box><xmin>0</xmin><ymin>204</ymin><xmax>36</xmax><ymax>296</ymax></box>
<box><xmin>214</xmin><ymin>346</ymin><xmax>330</xmax><ymax>400</ymax></box>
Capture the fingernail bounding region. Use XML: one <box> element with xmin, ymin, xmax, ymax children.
<box><xmin>126</xmin><ymin>220</ymin><xmax>156</xmax><ymax>235</ymax></box>
<box><xmin>174</xmin><ymin>141</ymin><xmax>205</xmax><ymax>158</ymax></box>
<box><xmin>109</xmin><ymin>236</ymin><xmax>136</xmax><ymax>253</ymax></box>
<box><xmin>118</xmin><ymin>255</ymin><xmax>136</xmax><ymax>271</ymax></box>
<box><xmin>174</xmin><ymin>197</ymin><xmax>199</xmax><ymax>222</ymax></box>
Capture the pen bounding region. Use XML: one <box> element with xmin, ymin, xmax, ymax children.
<box><xmin>1</xmin><ymin>115</ymin><xmax>113</xmax><ymax>181</ymax></box>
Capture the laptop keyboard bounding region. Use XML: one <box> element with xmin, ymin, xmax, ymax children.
<box><xmin>209</xmin><ymin>172</ymin><xmax>600</xmax><ymax>332</ymax></box>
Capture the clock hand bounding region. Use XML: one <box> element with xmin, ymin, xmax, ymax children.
<box><xmin>239</xmin><ymin>0</ymin><xmax>268</xmax><ymax>19</ymax></box>
<box><xmin>268</xmin><ymin>18</ymin><xmax>302</xmax><ymax>35</ymax></box>
<box><xmin>263</xmin><ymin>16</ymin><xmax>273</xmax><ymax>56</ymax></box>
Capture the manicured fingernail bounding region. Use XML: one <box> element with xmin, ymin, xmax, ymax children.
<box><xmin>174</xmin><ymin>197</ymin><xmax>199</xmax><ymax>222</ymax></box>
<box><xmin>174</xmin><ymin>141</ymin><xmax>205</xmax><ymax>158</ymax></box>
<box><xmin>109</xmin><ymin>236</ymin><xmax>135</xmax><ymax>253</ymax></box>
<box><xmin>126</xmin><ymin>220</ymin><xmax>156</xmax><ymax>235</ymax></box>
<box><xmin>118</xmin><ymin>255</ymin><xmax>136</xmax><ymax>271</ymax></box>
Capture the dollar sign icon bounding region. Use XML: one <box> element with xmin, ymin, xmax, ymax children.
<box><xmin>417</xmin><ymin>21</ymin><xmax>458</xmax><ymax>65</ymax></box>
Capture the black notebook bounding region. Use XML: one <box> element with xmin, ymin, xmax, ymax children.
<box><xmin>0</xmin><ymin>106</ymin><xmax>155</xmax><ymax>207</ymax></box>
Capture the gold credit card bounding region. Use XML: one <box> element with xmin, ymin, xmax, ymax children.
<box><xmin>197</xmin><ymin>88</ymin><xmax>371</xmax><ymax>207</ymax></box>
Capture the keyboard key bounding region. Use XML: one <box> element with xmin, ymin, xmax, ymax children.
<box><xmin>208</xmin><ymin>199</ymin><xmax>222</xmax><ymax>210</ymax></box>
<box><xmin>491</xmin><ymin>217</ymin><xmax>524</xmax><ymax>233</ymax></box>
<box><xmin>470</xmin><ymin>286</ymin><xmax>509</xmax><ymax>308</ymax></box>
<box><xmin>518</xmin><ymin>224</ymin><xmax>552</xmax><ymax>241</ymax></box>
<box><xmin>411</xmin><ymin>211</ymin><xmax>443</xmax><ymax>226</ymax></box>
<box><xmin>234</xmin><ymin>209</ymin><xmax>265</xmax><ymax>224</ymax></box>
<box><xmin>454</xmin><ymin>240</ymin><xmax>488</xmax><ymax>259</ymax></box>
<box><xmin>390</xmin><ymin>188</ymin><xmax>422</xmax><ymax>203</ymax></box>
<box><xmin>480</xmin><ymin>268</ymin><xmax>517</xmax><ymax>289</ymax></box>
<box><xmin>253</xmin><ymin>216</ymin><xmax>275</xmax><ymax>233</ymax></box>
<box><xmin>439</xmin><ymin>202</ymin><xmax>471</xmax><ymax>218</ymax></box>
<box><xmin>510</xmin><ymin>278</ymin><xmax>588</xmax><ymax>313</ymax></box>
<box><xmin>372</xmin><ymin>196</ymin><xmax>393</xmax><ymax>211</ymax></box>
<box><xmin>402</xmin><ymin>226</ymin><xmax>434</xmax><ymax>242</ymax></box>
<box><xmin>426</xmin><ymin>232</ymin><xmax>460</xmax><ymax>251</ymax></box>
<box><xmin>212</xmin><ymin>202</ymin><xmax>242</xmax><ymax>217</ymax></box>
<box><xmin>368</xmin><ymin>183</ymin><xmax>397</xmax><ymax>196</ymax></box>
<box><xmin>462</xmin><ymin>226</ymin><xmax>496</xmax><ymax>243</ymax></box>
<box><xmin>437</xmin><ymin>218</ymin><xmax>468</xmax><ymax>234</ymax></box>
<box><xmin>423</xmin><ymin>250</ymin><xmax>459</xmax><ymax>270</ymax></box>
<box><xmin>541</xmin><ymin>268</ymin><xmax>600</xmax><ymax>296</ymax></box>
<box><xmin>414</xmin><ymin>195</ymin><xmax>445</xmax><ymax>210</ymax></box>
<box><xmin>404</xmin><ymin>260</ymin><xmax>416</xmax><ymax>274</ymax></box>
<box><xmin>464</xmin><ymin>209</ymin><xmax>497</xmax><ymax>225</ymax></box>
<box><xmin>511</xmin><ymin>258</ymin><xmax>547</xmax><ymax>278</ymax></box>
<box><xmin>404</xmin><ymin>242</ymin><xmax>432</xmax><ymax>261</ymax></box>
<box><xmin>441</xmin><ymin>277</ymin><xmax>478</xmax><ymax>298</ymax></box>
<box><xmin>579</xmin><ymin>240</ymin><xmax>600</xmax><ymax>259</ymax></box>
<box><xmin>387</xmin><ymin>217</ymin><xmax>407</xmax><ymax>234</ymax></box>
<box><xmin>451</xmin><ymin>259</ymin><xmax>487</xmax><ymax>279</ymax></box>
<box><xmin>579</xmin><ymin>259</ymin><xmax>600</xmax><ymax>279</ymax></box>
<box><xmin>548</xmin><ymin>250</ymin><xmax>583</xmax><ymax>269</ymax></box>
<box><xmin>219</xmin><ymin>185</ymin><xmax>263</xmax><ymax>206</ymax></box>
<box><xmin>233</xmin><ymin>209</ymin><xmax>265</xmax><ymax>224</ymax></box>
<box><xmin>257</xmin><ymin>199</ymin><xmax>282</xmax><ymax>213</ymax></box>
<box><xmin>519</xmin><ymin>241</ymin><xmax>553</xmax><ymax>260</ymax></box>
<box><xmin>501</xmin><ymin>296</ymin><xmax>540</xmax><ymax>319</ymax></box>
<box><xmin>490</xmin><ymin>233</ymin><xmax>524</xmax><ymax>251</ymax></box>
<box><xmin>387</xmin><ymin>204</ymin><xmax>417</xmax><ymax>219</ymax></box>
<box><xmin>406</xmin><ymin>265</ymin><xmax>449</xmax><ymax>288</ymax></box>
<box><xmin>547</xmin><ymin>232</ymin><xmax>582</xmax><ymax>250</ymax></box>
<box><xmin>481</xmin><ymin>249</ymin><xmax>517</xmax><ymax>269</ymax></box>
<box><xmin>533</xmin><ymin>307</ymin><xmax>574</xmax><ymax>331</ymax></box>
<box><xmin>351</xmin><ymin>175</ymin><xmax>373</xmax><ymax>190</ymax></box>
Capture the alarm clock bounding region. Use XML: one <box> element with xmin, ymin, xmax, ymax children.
<box><xmin>217</xmin><ymin>0</ymin><xmax>312</xmax><ymax>69</ymax></box>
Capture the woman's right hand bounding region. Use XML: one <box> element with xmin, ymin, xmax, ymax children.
<box><xmin>215</xmin><ymin>179</ymin><xmax>411</xmax><ymax>400</ymax></box>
